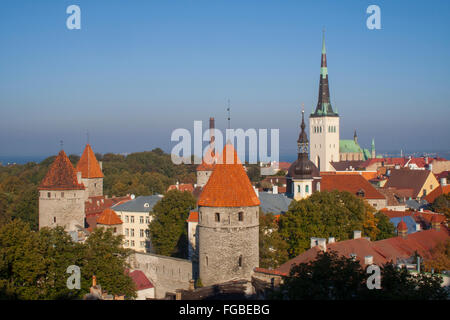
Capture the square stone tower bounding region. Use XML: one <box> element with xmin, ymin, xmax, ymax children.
<box><xmin>38</xmin><ymin>150</ymin><xmax>86</xmax><ymax>231</ymax></box>
<box><xmin>75</xmin><ymin>144</ymin><xmax>104</xmax><ymax>198</ymax></box>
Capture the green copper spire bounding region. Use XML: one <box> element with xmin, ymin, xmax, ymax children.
<box><xmin>311</xmin><ymin>29</ymin><xmax>337</xmax><ymax>118</ymax></box>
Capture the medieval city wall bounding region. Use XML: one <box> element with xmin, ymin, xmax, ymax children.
<box><xmin>130</xmin><ymin>252</ymin><xmax>193</xmax><ymax>299</ymax></box>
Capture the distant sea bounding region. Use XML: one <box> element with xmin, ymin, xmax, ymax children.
<box><xmin>1</xmin><ymin>150</ymin><xmax>449</xmax><ymax>166</ymax></box>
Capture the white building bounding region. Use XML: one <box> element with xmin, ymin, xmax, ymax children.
<box><xmin>112</xmin><ymin>195</ymin><xmax>163</xmax><ymax>253</ymax></box>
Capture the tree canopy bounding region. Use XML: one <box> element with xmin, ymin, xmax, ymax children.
<box><xmin>0</xmin><ymin>220</ymin><xmax>136</xmax><ymax>299</ymax></box>
<box><xmin>278</xmin><ymin>191</ymin><xmax>380</xmax><ymax>258</ymax></box>
<box><xmin>149</xmin><ymin>190</ymin><xmax>197</xmax><ymax>258</ymax></box>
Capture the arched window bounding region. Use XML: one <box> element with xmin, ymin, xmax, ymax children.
<box><xmin>238</xmin><ymin>255</ymin><xmax>242</xmax><ymax>267</ymax></box>
<box><xmin>238</xmin><ymin>212</ymin><xmax>244</xmax><ymax>221</ymax></box>
<box><xmin>305</xmin><ymin>185</ymin><xmax>309</xmax><ymax>193</ymax></box>
<box><xmin>297</xmin><ymin>185</ymin><xmax>301</xmax><ymax>193</ymax></box>
<box><xmin>215</xmin><ymin>212</ymin><xmax>220</xmax><ymax>222</ymax></box>
<box><xmin>317</xmin><ymin>182</ymin><xmax>321</xmax><ymax>192</ymax></box>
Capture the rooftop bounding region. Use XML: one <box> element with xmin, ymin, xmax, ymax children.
<box><xmin>112</xmin><ymin>195</ymin><xmax>163</xmax><ymax>213</ymax></box>
<box><xmin>75</xmin><ymin>144</ymin><xmax>104</xmax><ymax>179</ymax></box>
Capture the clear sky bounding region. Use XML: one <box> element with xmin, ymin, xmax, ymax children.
<box><xmin>0</xmin><ymin>0</ymin><xmax>449</xmax><ymax>159</ymax></box>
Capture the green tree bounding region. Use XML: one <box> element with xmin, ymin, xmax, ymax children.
<box><xmin>0</xmin><ymin>220</ymin><xmax>46</xmax><ymax>299</ymax></box>
<box><xmin>259</xmin><ymin>212</ymin><xmax>289</xmax><ymax>269</ymax></box>
<box><xmin>274</xmin><ymin>250</ymin><xmax>448</xmax><ymax>300</ymax></box>
<box><xmin>80</xmin><ymin>228</ymin><xmax>136</xmax><ymax>298</ymax></box>
<box><xmin>374</xmin><ymin>212</ymin><xmax>396</xmax><ymax>240</ymax></box>
<box><xmin>431</xmin><ymin>193</ymin><xmax>450</xmax><ymax>220</ymax></box>
<box><xmin>279</xmin><ymin>191</ymin><xmax>380</xmax><ymax>257</ymax></box>
<box><xmin>149</xmin><ymin>190</ymin><xmax>196</xmax><ymax>258</ymax></box>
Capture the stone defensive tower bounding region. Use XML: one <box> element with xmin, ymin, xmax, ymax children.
<box><xmin>39</xmin><ymin>150</ymin><xmax>86</xmax><ymax>231</ymax></box>
<box><xmin>197</xmin><ymin>144</ymin><xmax>260</xmax><ymax>287</ymax></box>
<box><xmin>196</xmin><ymin>117</ymin><xmax>216</xmax><ymax>187</ymax></box>
<box><xmin>309</xmin><ymin>31</ymin><xmax>340</xmax><ymax>172</ymax></box>
<box><xmin>76</xmin><ymin>144</ymin><xmax>104</xmax><ymax>198</ymax></box>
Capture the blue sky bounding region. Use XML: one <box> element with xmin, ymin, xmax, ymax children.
<box><xmin>0</xmin><ymin>0</ymin><xmax>449</xmax><ymax>159</ymax></box>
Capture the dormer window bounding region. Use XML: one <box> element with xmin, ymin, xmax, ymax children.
<box><xmin>356</xmin><ymin>189</ymin><xmax>365</xmax><ymax>198</ymax></box>
<box><xmin>144</xmin><ymin>203</ymin><xmax>150</xmax><ymax>208</ymax></box>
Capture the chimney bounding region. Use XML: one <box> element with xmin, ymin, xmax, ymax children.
<box><xmin>273</xmin><ymin>185</ymin><xmax>278</xmax><ymax>194</ymax></box>
<box><xmin>317</xmin><ymin>238</ymin><xmax>327</xmax><ymax>251</ymax></box>
<box><xmin>99</xmin><ymin>161</ymin><xmax>103</xmax><ymax>171</ymax></box>
<box><xmin>253</xmin><ymin>186</ymin><xmax>259</xmax><ymax>198</ymax></box>
<box><xmin>364</xmin><ymin>256</ymin><xmax>373</xmax><ymax>265</ymax></box>
<box><xmin>431</xmin><ymin>216</ymin><xmax>441</xmax><ymax>231</ymax></box>
<box><xmin>209</xmin><ymin>117</ymin><xmax>215</xmax><ymax>153</ymax></box>
<box><xmin>353</xmin><ymin>230</ymin><xmax>362</xmax><ymax>239</ymax></box>
<box><xmin>77</xmin><ymin>171</ymin><xmax>82</xmax><ymax>184</ymax></box>
<box><xmin>415</xmin><ymin>223</ymin><xmax>421</xmax><ymax>232</ymax></box>
<box><xmin>188</xmin><ymin>279</ymin><xmax>195</xmax><ymax>291</ymax></box>
<box><xmin>92</xmin><ymin>275</ymin><xmax>97</xmax><ymax>287</ymax></box>
<box><xmin>310</xmin><ymin>237</ymin><xmax>318</xmax><ymax>248</ymax></box>
<box><xmin>441</xmin><ymin>178</ymin><xmax>447</xmax><ymax>186</ymax></box>
<box><xmin>419</xmin><ymin>208</ymin><xmax>423</xmax><ymax>212</ymax></box>
<box><xmin>328</xmin><ymin>237</ymin><xmax>335</xmax><ymax>244</ymax></box>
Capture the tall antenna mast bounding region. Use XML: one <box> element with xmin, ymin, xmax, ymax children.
<box><xmin>60</xmin><ymin>140</ymin><xmax>64</xmax><ymax>150</ymax></box>
<box><xmin>227</xmin><ymin>99</ymin><xmax>231</xmax><ymax>129</ymax></box>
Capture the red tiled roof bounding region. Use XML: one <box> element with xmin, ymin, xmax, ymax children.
<box><xmin>276</xmin><ymin>228</ymin><xmax>450</xmax><ymax>275</ymax></box>
<box><xmin>254</xmin><ymin>267</ymin><xmax>287</xmax><ymax>277</ymax></box>
<box><xmin>39</xmin><ymin>150</ymin><xmax>85</xmax><ymax>190</ymax></box>
<box><xmin>187</xmin><ymin>211</ymin><xmax>199</xmax><ymax>223</ymax></box>
<box><xmin>129</xmin><ymin>270</ymin><xmax>154</xmax><ymax>290</ymax></box>
<box><xmin>97</xmin><ymin>208</ymin><xmax>122</xmax><ymax>225</ymax></box>
<box><xmin>76</xmin><ymin>144</ymin><xmax>103</xmax><ymax>178</ymax></box>
<box><xmin>85</xmin><ymin>195</ymin><xmax>132</xmax><ymax>230</ymax></box>
<box><xmin>167</xmin><ymin>183</ymin><xmax>194</xmax><ymax>193</ymax></box>
<box><xmin>198</xmin><ymin>144</ymin><xmax>260</xmax><ymax>207</ymax></box>
<box><xmin>384</xmin><ymin>169</ymin><xmax>433</xmax><ymax>198</ymax></box>
<box><xmin>380</xmin><ymin>209</ymin><xmax>413</xmax><ymax>219</ymax></box>
<box><xmin>320</xmin><ymin>174</ymin><xmax>386</xmax><ymax>199</ymax></box>
<box><xmin>424</xmin><ymin>185</ymin><xmax>450</xmax><ymax>203</ymax></box>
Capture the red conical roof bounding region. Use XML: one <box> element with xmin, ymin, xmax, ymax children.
<box><xmin>76</xmin><ymin>144</ymin><xmax>103</xmax><ymax>178</ymax></box>
<box><xmin>198</xmin><ymin>144</ymin><xmax>260</xmax><ymax>207</ymax></box>
<box><xmin>97</xmin><ymin>208</ymin><xmax>122</xmax><ymax>225</ymax></box>
<box><xmin>39</xmin><ymin>150</ymin><xmax>85</xmax><ymax>190</ymax></box>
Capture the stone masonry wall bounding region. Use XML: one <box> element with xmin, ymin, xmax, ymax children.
<box><xmin>39</xmin><ymin>189</ymin><xmax>85</xmax><ymax>231</ymax></box>
<box><xmin>130</xmin><ymin>252</ymin><xmax>193</xmax><ymax>299</ymax></box>
<box><xmin>198</xmin><ymin>205</ymin><xmax>259</xmax><ymax>287</ymax></box>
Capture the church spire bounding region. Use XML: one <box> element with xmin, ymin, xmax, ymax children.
<box><xmin>297</xmin><ymin>104</ymin><xmax>309</xmax><ymax>156</ymax></box>
<box><xmin>312</xmin><ymin>30</ymin><xmax>337</xmax><ymax>117</ymax></box>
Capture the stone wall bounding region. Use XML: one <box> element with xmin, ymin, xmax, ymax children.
<box><xmin>198</xmin><ymin>205</ymin><xmax>259</xmax><ymax>287</ymax></box>
<box><xmin>81</xmin><ymin>177</ymin><xmax>103</xmax><ymax>198</ymax></box>
<box><xmin>367</xmin><ymin>198</ymin><xmax>387</xmax><ymax>210</ymax></box>
<box><xmin>130</xmin><ymin>252</ymin><xmax>194</xmax><ymax>299</ymax></box>
<box><xmin>196</xmin><ymin>170</ymin><xmax>212</xmax><ymax>187</ymax></box>
<box><xmin>39</xmin><ymin>189</ymin><xmax>85</xmax><ymax>231</ymax></box>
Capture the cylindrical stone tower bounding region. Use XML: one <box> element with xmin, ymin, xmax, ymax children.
<box><xmin>197</xmin><ymin>144</ymin><xmax>260</xmax><ymax>286</ymax></box>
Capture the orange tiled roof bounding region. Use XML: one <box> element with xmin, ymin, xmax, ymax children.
<box><xmin>187</xmin><ymin>211</ymin><xmax>199</xmax><ymax>222</ymax></box>
<box><xmin>198</xmin><ymin>144</ymin><xmax>260</xmax><ymax>207</ymax></box>
<box><xmin>97</xmin><ymin>208</ymin><xmax>122</xmax><ymax>225</ymax></box>
<box><xmin>424</xmin><ymin>185</ymin><xmax>450</xmax><ymax>203</ymax></box>
<box><xmin>168</xmin><ymin>183</ymin><xmax>195</xmax><ymax>193</ymax></box>
<box><xmin>76</xmin><ymin>144</ymin><xmax>103</xmax><ymax>179</ymax></box>
<box><xmin>320</xmin><ymin>174</ymin><xmax>386</xmax><ymax>200</ymax></box>
<box><xmin>39</xmin><ymin>150</ymin><xmax>85</xmax><ymax>190</ymax></box>
<box><xmin>397</xmin><ymin>220</ymin><xmax>408</xmax><ymax>231</ymax></box>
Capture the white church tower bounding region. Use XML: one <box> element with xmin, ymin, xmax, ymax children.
<box><xmin>309</xmin><ymin>31</ymin><xmax>340</xmax><ymax>172</ymax></box>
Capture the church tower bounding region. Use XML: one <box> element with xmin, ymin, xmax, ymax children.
<box><xmin>309</xmin><ymin>31</ymin><xmax>340</xmax><ymax>172</ymax></box>
<box><xmin>287</xmin><ymin>108</ymin><xmax>321</xmax><ymax>200</ymax></box>
<box><xmin>39</xmin><ymin>150</ymin><xmax>86</xmax><ymax>231</ymax></box>
<box><xmin>197</xmin><ymin>144</ymin><xmax>260</xmax><ymax>287</ymax></box>
<box><xmin>76</xmin><ymin>144</ymin><xmax>104</xmax><ymax>198</ymax></box>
